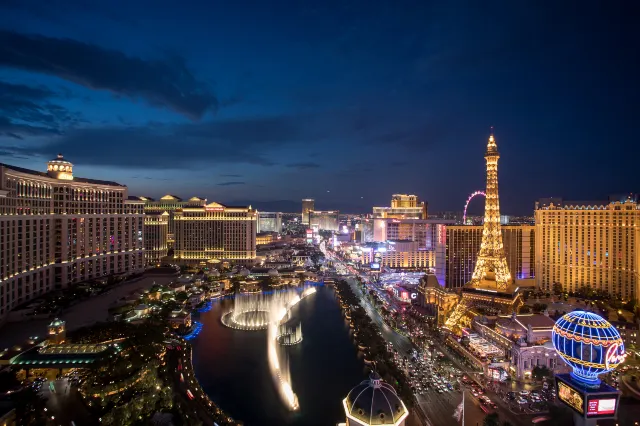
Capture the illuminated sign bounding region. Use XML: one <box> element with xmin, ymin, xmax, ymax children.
<box><xmin>586</xmin><ymin>398</ymin><xmax>616</xmax><ymax>417</ymax></box>
<box><xmin>410</xmin><ymin>292</ymin><xmax>418</xmax><ymax>300</ymax></box>
<box><xmin>206</xmin><ymin>207</ymin><xmax>224</xmax><ymax>212</ymax></box>
<box><xmin>557</xmin><ymin>381</ymin><xmax>584</xmax><ymax>414</ymax></box>
<box><xmin>605</xmin><ymin>343</ymin><xmax>626</xmax><ymax>369</ymax></box>
<box><xmin>370</xmin><ymin>263</ymin><xmax>381</xmax><ymax>271</ymax></box>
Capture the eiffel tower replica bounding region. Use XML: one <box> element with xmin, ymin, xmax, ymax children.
<box><xmin>445</xmin><ymin>132</ymin><xmax>523</xmax><ymax>332</ymax></box>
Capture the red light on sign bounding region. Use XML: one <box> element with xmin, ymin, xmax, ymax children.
<box><xmin>587</xmin><ymin>398</ymin><xmax>616</xmax><ymax>416</ymax></box>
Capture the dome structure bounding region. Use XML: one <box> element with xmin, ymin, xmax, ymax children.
<box><xmin>343</xmin><ymin>373</ymin><xmax>408</xmax><ymax>426</ymax></box>
<box><xmin>552</xmin><ymin>310</ymin><xmax>626</xmax><ymax>386</ymax></box>
<box><xmin>46</xmin><ymin>154</ymin><xmax>74</xmax><ymax>180</ymax></box>
<box><xmin>49</xmin><ymin>318</ymin><xmax>65</xmax><ymax>328</ymax></box>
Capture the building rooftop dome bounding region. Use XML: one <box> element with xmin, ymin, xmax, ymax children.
<box><xmin>49</xmin><ymin>318</ymin><xmax>65</xmax><ymax>327</ymax></box>
<box><xmin>49</xmin><ymin>153</ymin><xmax>72</xmax><ymax>165</ymax></box>
<box><xmin>343</xmin><ymin>372</ymin><xmax>408</xmax><ymax>425</ymax></box>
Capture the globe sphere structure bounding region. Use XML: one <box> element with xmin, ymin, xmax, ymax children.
<box><xmin>552</xmin><ymin>310</ymin><xmax>626</xmax><ymax>386</ymax></box>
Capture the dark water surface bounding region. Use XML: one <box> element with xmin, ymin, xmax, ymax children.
<box><xmin>191</xmin><ymin>286</ymin><xmax>366</xmax><ymax>426</ymax></box>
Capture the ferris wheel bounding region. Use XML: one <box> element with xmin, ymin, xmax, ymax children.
<box><xmin>463</xmin><ymin>191</ymin><xmax>486</xmax><ymax>224</ymax></box>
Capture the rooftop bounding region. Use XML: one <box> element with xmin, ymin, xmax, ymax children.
<box><xmin>514</xmin><ymin>314</ymin><xmax>555</xmax><ymax>329</ymax></box>
<box><xmin>1</xmin><ymin>163</ymin><xmax>126</xmax><ymax>187</ymax></box>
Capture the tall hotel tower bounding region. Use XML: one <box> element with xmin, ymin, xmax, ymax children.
<box><xmin>445</xmin><ymin>133</ymin><xmax>523</xmax><ymax>331</ymax></box>
<box><xmin>0</xmin><ymin>155</ymin><xmax>145</xmax><ymax>323</ymax></box>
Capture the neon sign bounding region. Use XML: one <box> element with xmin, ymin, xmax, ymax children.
<box><xmin>605</xmin><ymin>343</ymin><xmax>626</xmax><ymax>369</ymax></box>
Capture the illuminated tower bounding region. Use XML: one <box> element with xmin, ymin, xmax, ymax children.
<box><xmin>470</xmin><ymin>133</ymin><xmax>512</xmax><ymax>290</ymax></box>
<box><xmin>444</xmin><ymin>132</ymin><xmax>522</xmax><ymax>332</ymax></box>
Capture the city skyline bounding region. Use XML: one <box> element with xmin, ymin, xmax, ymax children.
<box><xmin>0</xmin><ymin>1</ymin><xmax>638</xmax><ymax>215</ymax></box>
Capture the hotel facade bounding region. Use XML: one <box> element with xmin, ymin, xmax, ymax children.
<box><xmin>173</xmin><ymin>202</ymin><xmax>257</xmax><ymax>266</ymax></box>
<box><xmin>0</xmin><ymin>155</ymin><xmax>145</xmax><ymax>322</ymax></box>
<box><xmin>445</xmin><ymin>225</ymin><xmax>535</xmax><ymax>289</ymax></box>
<box><xmin>139</xmin><ymin>195</ymin><xmax>206</xmax><ymax>248</ymax></box>
<box><xmin>535</xmin><ymin>198</ymin><xmax>640</xmax><ymax>302</ymax></box>
<box><xmin>373</xmin><ymin>194</ymin><xmax>427</xmax><ymax>219</ymax></box>
<box><xmin>144</xmin><ymin>211</ymin><xmax>169</xmax><ymax>266</ymax></box>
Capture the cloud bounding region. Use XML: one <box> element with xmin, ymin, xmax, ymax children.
<box><xmin>0</xmin><ymin>107</ymin><xmax>440</xmax><ymax>170</ymax></box>
<box><xmin>0</xmin><ymin>30</ymin><xmax>217</xmax><ymax>119</ymax></box>
<box><xmin>129</xmin><ymin>175</ymin><xmax>170</xmax><ymax>181</ymax></box>
<box><xmin>0</xmin><ymin>148</ymin><xmax>30</xmax><ymax>160</ymax></box>
<box><xmin>217</xmin><ymin>181</ymin><xmax>245</xmax><ymax>186</ymax></box>
<box><xmin>287</xmin><ymin>162</ymin><xmax>321</xmax><ymax>170</ymax></box>
<box><xmin>219</xmin><ymin>174</ymin><xmax>242</xmax><ymax>177</ymax></box>
<box><xmin>0</xmin><ymin>81</ymin><xmax>81</xmax><ymax>139</ymax></box>
<box><xmin>5</xmin><ymin>115</ymin><xmax>300</xmax><ymax>169</ymax></box>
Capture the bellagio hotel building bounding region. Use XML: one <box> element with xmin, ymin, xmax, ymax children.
<box><xmin>535</xmin><ymin>197</ymin><xmax>639</xmax><ymax>302</ymax></box>
<box><xmin>0</xmin><ymin>155</ymin><xmax>145</xmax><ymax>322</ymax></box>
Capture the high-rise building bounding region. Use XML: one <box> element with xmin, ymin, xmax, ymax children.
<box><xmin>301</xmin><ymin>199</ymin><xmax>314</xmax><ymax>224</ymax></box>
<box><xmin>360</xmin><ymin>241</ymin><xmax>435</xmax><ymax>270</ymax></box>
<box><xmin>373</xmin><ymin>194</ymin><xmax>427</xmax><ymax>219</ymax></box>
<box><xmin>372</xmin><ymin>218</ymin><xmax>454</xmax><ymax>249</ymax></box>
<box><xmin>144</xmin><ymin>211</ymin><xmax>169</xmax><ymax>266</ymax></box>
<box><xmin>173</xmin><ymin>201</ymin><xmax>257</xmax><ymax>265</ymax></box>
<box><xmin>257</xmin><ymin>211</ymin><xmax>282</xmax><ymax>233</ymax></box>
<box><xmin>139</xmin><ymin>195</ymin><xmax>206</xmax><ymax>248</ymax></box>
<box><xmin>359</xmin><ymin>219</ymin><xmax>375</xmax><ymax>243</ymax></box>
<box><xmin>445</xmin><ymin>225</ymin><xmax>535</xmax><ymax>289</ymax></box>
<box><xmin>0</xmin><ymin>155</ymin><xmax>145</xmax><ymax>322</ymax></box>
<box><xmin>445</xmin><ymin>133</ymin><xmax>523</xmax><ymax>330</ymax></box>
<box><xmin>535</xmin><ymin>198</ymin><xmax>640</xmax><ymax>302</ymax></box>
<box><xmin>309</xmin><ymin>210</ymin><xmax>339</xmax><ymax>231</ymax></box>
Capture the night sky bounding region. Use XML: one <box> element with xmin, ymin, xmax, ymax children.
<box><xmin>0</xmin><ymin>1</ymin><xmax>638</xmax><ymax>214</ymax></box>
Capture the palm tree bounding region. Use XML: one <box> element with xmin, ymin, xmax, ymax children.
<box><xmin>483</xmin><ymin>413</ymin><xmax>500</xmax><ymax>426</ymax></box>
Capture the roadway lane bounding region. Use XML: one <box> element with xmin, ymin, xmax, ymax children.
<box><xmin>346</xmin><ymin>277</ymin><xmax>413</xmax><ymax>355</ymax></box>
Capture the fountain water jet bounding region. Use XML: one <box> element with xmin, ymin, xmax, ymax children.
<box><xmin>221</xmin><ymin>285</ymin><xmax>317</xmax><ymax>410</ymax></box>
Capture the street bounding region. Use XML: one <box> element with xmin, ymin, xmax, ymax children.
<box><xmin>343</xmin><ymin>276</ymin><xmax>487</xmax><ymax>426</ymax></box>
<box><xmin>326</xmin><ymin>243</ymin><xmax>539</xmax><ymax>426</ymax></box>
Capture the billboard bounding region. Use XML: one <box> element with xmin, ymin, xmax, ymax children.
<box><xmin>557</xmin><ymin>380</ymin><xmax>584</xmax><ymax>415</ymax></box>
<box><xmin>370</xmin><ymin>263</ymin><xmax>381</xmax><ymax>271</ymax></box>
<box><xmin>586</xmin><ymin>398</ymin><xmax>616</xmax><ymax>417</ymax></box>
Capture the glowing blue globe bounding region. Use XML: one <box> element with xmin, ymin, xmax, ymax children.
<box><xmin>552</xmin><ymin>311</ymin><xmax>626</xmax><ymax>386</ymax></box>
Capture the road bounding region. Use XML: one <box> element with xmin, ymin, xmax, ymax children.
<box><xmin>0</xmin><ymin>272</ymin><xmax>177</xmax><ymax>347</ymax></box>
<box><xmin>342</xmin><ymin>276</ymin><xmax>487</xmax><ymax>426</ymax></box>
<box><xmin>328</xmin><ymin>241</ymin><xmax>530</xmax><ymax>426</ymax></box>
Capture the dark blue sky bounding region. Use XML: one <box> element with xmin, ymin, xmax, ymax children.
<box><xmin>0</xmin><ymin>1</ymin><xmax>637</xmax><ymax>214</ymax></box>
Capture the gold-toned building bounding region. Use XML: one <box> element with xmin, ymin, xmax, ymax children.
<box><xmin>373</xmin><ymin>194</ymin><xmax>427</xmax><ymax>219</ymax></box>
<box><xmin>302</xmin><ymin>198</ymin><xmax>315</xmax><ymax>225</ymax></box>
<box><xmin>144</xmin><ymin>211</ymin><xmax>169</xmax><ymax>266</ymax></box>
<box><xmin>535</xmin><ymin>198</ymin><xmax>640</xmax><ymax>302</ymax></box>
<box><xmin>174</xmin><ymin>202</ymin><xmax>257</xmax><ymax>266</ymax></box>
<box><xmin>139</xmin><ymin>195</ymin><xmax>206</xmax><ymax>248</ymax></box>
<box><xmin>0</xmin><ymin>155</ymin><xmax>145</xmax><ymax>323</ymax></box>
<box><xmin>445</xmin><ymin>225</ymin><xmax>535</xmax><ymax>289</ymax></box>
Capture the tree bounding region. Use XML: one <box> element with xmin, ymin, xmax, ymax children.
<box><xmin>519</xmin><ymin>305</ymin><xmax>532</xmax><ymax>314</ymax></box>
<box><xmin>483</xmin><ymin>412</ymin><xmax>500</xmax><ymax>426</ymax></box>
<box><xmin>532</xmin><ymin>365</ymin><xmax>552</xmax><ymax>380</ymax></box>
